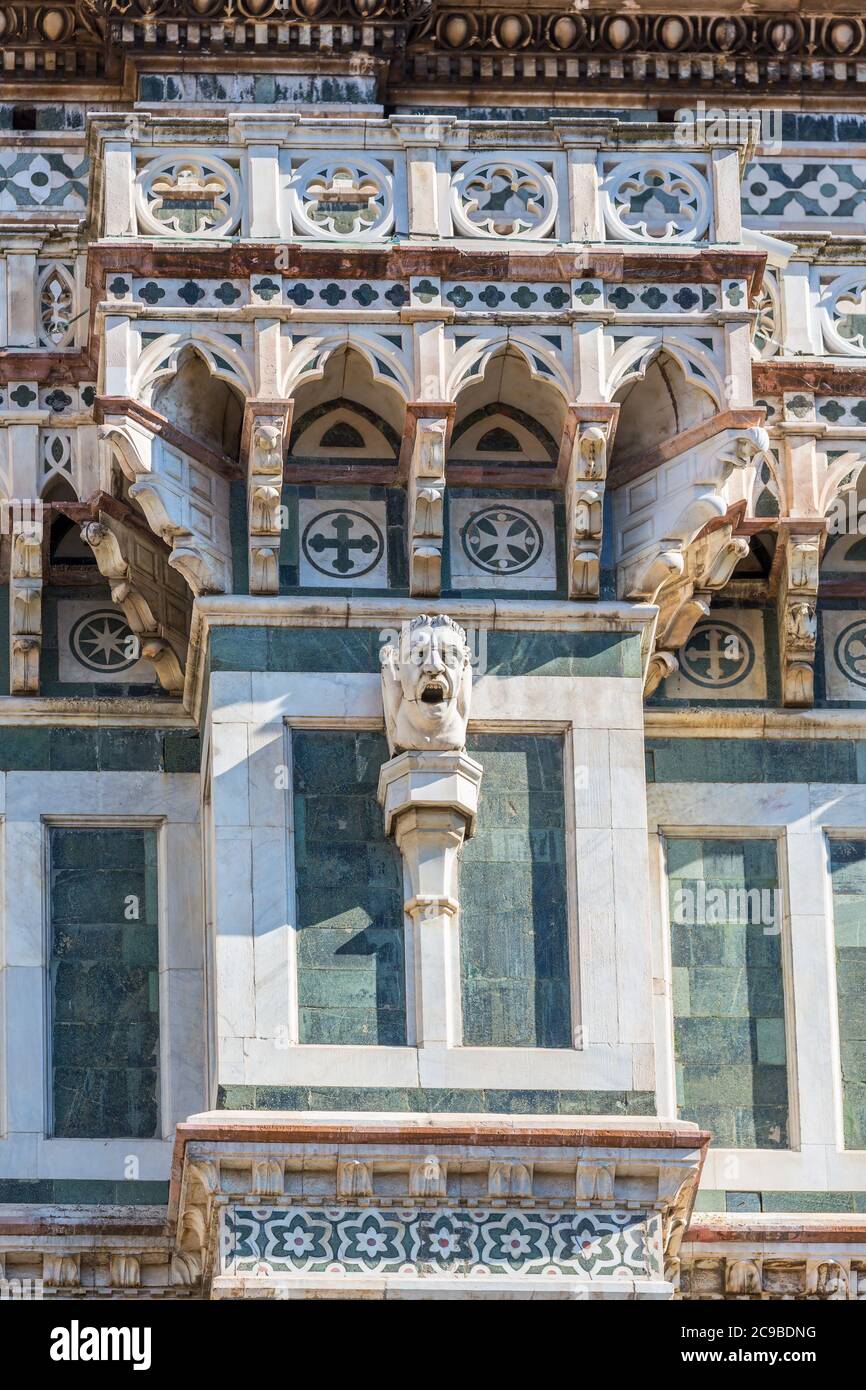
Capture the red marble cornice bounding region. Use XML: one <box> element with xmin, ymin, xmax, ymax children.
<box><xmin>754</xmin><ymin>360</ymin><xmax>866</xmax><ymax>396</ymax></box>
<box><xmin>85</xmin><ymin>243</ymin><xmax>765</xmax><ymax>290</ymax></box>
<box><xmin>686</xmin><ymin>1217</ymin><xmax>866</xmax><ymax>1243</ymax></box>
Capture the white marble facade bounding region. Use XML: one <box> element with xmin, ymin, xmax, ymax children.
<box><xmin>4</xmin><ymin>16</ymin><xmax>866</xmax><ymax>1301</ymax></box>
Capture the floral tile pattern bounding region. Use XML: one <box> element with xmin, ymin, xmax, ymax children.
<box><xmin>223</xmin><ymin>1206</ymin><xmax>655</xmax><ymax>1279</ymax></box>
<box><xmin>0</xmin><ymin>150</ymin><xmax>88</xmax><ymax>210</ymax></box>
<box><xmin>742</xmin><ymin>160</ymin><xmax>866</xmax><ymax>222</ymax></box>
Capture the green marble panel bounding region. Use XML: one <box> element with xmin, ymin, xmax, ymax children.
<box><xmin>696</xmin><ymin>1189</ymin><xmax>866</xmax><ymax>1214</ymax></box>
<box><xmin>208</xmin><ymin>626</ymin><xmax>642</xmax><ymax>678</ymax></box>
<box><xmin>647</xmin><ymin>737</ymin><xmax>862</xmax><ymax>784</ymax></box>
<box><xmin>50</xmin><ymin>827</ymin><xmax>160</xmax><ymax>1139</ymax></box>
<box><xmin>216</xmin><ymin>1085</ymin><xmax>656</xmax><ymax>1115</ymax></box>
<box><xmin>829</xmin><ymin>840</ymin><xmax>866</xmax><ymax>1149</ymax></box>
<box><xmin>292</xmin><ymin>730</ymin><xmax>406</xmax><ymax>1046</ymax></box>
<box><xmin>667</xmin><ymin>837</ymin><xmax>789</xmax><ymax>1149</ymax></box>
<box><xmin>0</xmin><ymin>1179</ymin><xmax>169</xmax><ymax>1205</ymax></box>
<box><xmin>0</xmin><ymin>728</ymin><xmax>198</xmax><ymax>772</ymax></box>
<box><xmin>460</xmin><ymin>734</ymin><xmax>571</xmax><ymax>1049</ymax></box>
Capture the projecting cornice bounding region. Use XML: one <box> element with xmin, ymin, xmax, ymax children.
<box><xmin>4</xmin><ymin>3</ymin><xmax>866</xmax><ymax>102</ymax></box>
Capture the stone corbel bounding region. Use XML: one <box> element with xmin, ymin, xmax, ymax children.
<box><xmin>726</xmin><ymin>1259</ymin><xmax>762</xmax><ymax>1297</ymax></box>
<box><xmin>242</xmin><ymin>402</ymin><xmax>291</xmax><ymax>596</ymax></box>
<box><xmin>250</xmin><ymin>1159</ymin><xmax>284</xmax><ymax>1198</ymax></box>
<box><xmin>408</xmin><ymin>417</ymin><xmax>448</xmax><ymax>597</ymax></box>
<box><xmin>806</xmin><ymin>1261</ymin><xmax>850</xmax><ymax>1300</ymax></box>
<box><xmin>565</xmin><ymin>425</ymin><xmax>608</xmax><ymax>598</ymax></box>
<box><xmin>656</xmin><ymin>1156</ymin><xmax>703</xmax><ymax>1289</ymax></box>
<box><xmin>776</xmin><ymin>527</ymin><xmax>822</xmax><ymax>708</ymax></box>
<box><xmin>409</xmin><ymin>1157</ymin><xmax>448</xmax><ymax>1199</ymax></box>
<box><xmin>98</xmin><ymin>415</ymin><xmax>232</xmax><ymax>596</ymax></box>
<box><xmin>489</xmin><ymin>1161</ymin><xmax>533</xmax><ymax>1201</ymax></box>
<box><xmin>109</xmin><ymin>1255</ymin><xmax>141</xmax><ymax>1289</ymax></box>
<box><xmin>643</xmin><ymin>525</ymin><xmax>750</xmax><ymax>697</ymax></box>
<box><xmin>575</xmin><ymin>1160</ymin><xmax>615</xmax><ymax>1204</ymax></box>
<box><xmin>81</xmin><ymin>520</ymin><xmax>185</xmax><ymax>695</ymax></box>
<box><xmin>337</xmin><ymin>1160</ymin><xmax>373</xmax><ymax>1200</ymax></box>
<box><xmin>615</xmin><ymin>423</ymin><xmax>767</xmax><ymax>603</ymax></box>
<box><xmin>9</xmin><ymin>522</ymin><xmax>43</xmax><ymax>695</ymax></box>
<box><xmin>378</xmin><ymin>615</ymin><xmax>479</xmax><ymax>1047</ymax></box>
<box><xmin>43</xmin><ymin>1254</ymin><xmax>80</xmax><ymax>1288</ymax></box>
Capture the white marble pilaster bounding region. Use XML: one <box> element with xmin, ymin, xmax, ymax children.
<box><xmin>103</xmin><ymin>142</ymin><xmax>136</xmax><ymax>237</ymax></box>
<box><xmin>711</xmin><ymin>148</ymin><xmax>742</xmax><ymax>242</ymax></box>
<box><xmin>246</xmin><ymin>145</ymin><xmax>281</xmax><ymax>239</ymax></box>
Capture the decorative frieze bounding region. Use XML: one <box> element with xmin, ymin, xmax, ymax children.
<box><xmin>222</xmin><ymin>1204</ymin><xmax>657</xmax><ymax>1281</ymax></box>
<box><xmin>681</xmin><ymin>1252</ymin><xmax>866</xmax><ymax>1301</ymax></box>
<box><xmin>0</xmin><ymin>149</ymin><xmax>88</xmax><ymax>211</ymax></box>
<box><xmin>743</xmin><ymin>161</ymin><xmax>866</xmax><ymax>228</ymax></box>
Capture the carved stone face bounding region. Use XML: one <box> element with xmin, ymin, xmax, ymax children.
<box><xmin>381</xmin><ymin>616</ymin><xmax>472</xmax><ymax>754</ymax></box>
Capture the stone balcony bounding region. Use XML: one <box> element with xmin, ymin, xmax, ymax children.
<box><xmin>170</xmin><ymin>1111</ymin><xmax>707</xmax><ymax>1300</ymax></box>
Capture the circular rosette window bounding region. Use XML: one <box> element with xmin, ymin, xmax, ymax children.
<box><xmin>136</xmin><ymin>154</ymin><xmax>241</xmax><ymax>238</ymax></box>
<box><xmin>602</xmin><ymin>157</ymin><xmax>710</xmax><ymax>242</ymax></box>
<box><xmin>451</xmin><ymin>156</ymin><xmax>557</xmax><ymax>239</ymax></box>
<box><xmin>289</xmin><ymin>156</ymin><xmax>394</xmax><ymax>239</ymax></box>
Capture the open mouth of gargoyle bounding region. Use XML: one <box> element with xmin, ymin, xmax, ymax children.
<box><xmin>420</xmin><ymin>681</ymin><xmax>446</xmax><ymax>705</ymax></box>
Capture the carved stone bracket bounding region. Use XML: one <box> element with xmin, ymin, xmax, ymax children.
<box><xmin>776</xmin><ymin>526</ymin><xmax>822</xmax><ymax>708</ymax></box>
<box><xmin>99</xmin><ymin>415</ymin><xmax>232</xmax><ymax>597</ymax></box>
<box><xmin>566</xmin><ymin>424</ymin><xmax>608</xmax><ymax>598</ymax></box>
<box><xmin>644</xmin><ymin>524</ymin><xmax>750</xmax><ymax>698</ymax></box>
<box><xmin>81</xmin><ymin>519</ymin><xmax>185</xmax><ymax>694</ymax></box>
<box><xmin>408</xmin><ymin>418</ymin><xmax>448</xmax><ymax>597</ymax></box>
<box><xmin>9</xmin><ymin>522</ymin><xmax>43</xmax><ymax>696</ymax></box>
<box><xmin>243</xmin><ymin>408</ymin><xmax>289</xmax><ymax>596</ymax></box>
<box><xmin>616</xmin><ymin>425</ymin><xmax>768</xmax><ymax>605</ymax></box>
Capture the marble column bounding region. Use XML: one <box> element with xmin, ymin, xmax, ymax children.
<box><xmin>378</xmin><ymin>749</ymin><xmax>482</xmax><ymax>1047</ymax></box>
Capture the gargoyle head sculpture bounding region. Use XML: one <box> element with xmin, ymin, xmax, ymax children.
<box><xmin>380</xmin><ymin>614</ymin><xmax>472</xmax><ymax>755</ymax></box>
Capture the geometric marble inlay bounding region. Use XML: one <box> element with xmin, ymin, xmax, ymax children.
<box><xmin>222</xmin><ymin>1207</ymin><xmax>658</xmax><ymax>1281</ymax></box>
<box><xmin>449</xmin><ymin>498</ymin><xmax>556</xmax><ymax>591</ymax></box>
<box><xmin>659</xmin><ymin>610</ymin><xmax>767</xmax><ymax>701</ymax></box>
<box><xmin>298</xmin><ymin>500</ymin><xmax>388</xmax><ymax>588</ymax></box>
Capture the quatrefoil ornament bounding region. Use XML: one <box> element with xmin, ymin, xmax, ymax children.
<box><xmin>137</xmin><ymin>154</ymin><xmax>241</xmax><ymax>238</ymax></box>
<box><xmin>290</xmin><ymin>156</ymin><xmax>394</xmax><ymax>240</ymax></box>
<box><xmin>451</xmin><ymin>156</ymin><xmax>557</xmax><ymax>239</ymax></box>
<box><xmin>603</xmin><ymin>158</ymin><xmax>710</xmax><ymax>243</ymax></box>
